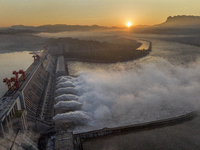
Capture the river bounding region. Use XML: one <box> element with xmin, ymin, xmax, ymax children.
<box><xmin>1</xmin><ymin>33</ymin><xmax>200</xmax><ymax>149</ymax></box>
<box><xmin>1</xmin><ymin>34</ymin><xmax>200</xmax><ymax>131</ymax></box>
<box><xmin>67</xmin><ymin>35</ymin><xmax>200</xmax><ymax>75</ymax></box>
<box><xmin>48</xmin><ymin>33</ymin><xmax>200</xmax><ymax>133</ymax></box>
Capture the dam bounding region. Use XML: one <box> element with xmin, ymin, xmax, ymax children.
<box><xmin>0</xmin><ymin>48</ymin><xmax>57</xmax><ymax>149</ymax></box>
<box><xmin>0</xmin><ymin>42</ymin><xmax>199</xmax><ymax>150</ymax></box>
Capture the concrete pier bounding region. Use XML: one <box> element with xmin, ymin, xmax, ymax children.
<box><xmin>56</xmin><ymin>55</ymin><xmax>68</xmax><ymax>76</ymax></box>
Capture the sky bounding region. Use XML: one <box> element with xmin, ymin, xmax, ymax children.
<box><xmin>1</xmin><ymin>0</ymin><xmax>200</xmax><ymax>27</ymax></box>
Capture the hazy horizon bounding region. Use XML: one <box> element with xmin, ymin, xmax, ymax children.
<box><xmin>1</xmin><ymin>0</ymin><xmax>200</xmax><ymax>28</ymax></box>
<box><xmin>1</xmin><ymin>15</ymin><xmax>200</xmax><ymax>29</ymax></box>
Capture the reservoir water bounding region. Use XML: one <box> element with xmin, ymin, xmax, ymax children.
<box><xmin>0</xmin><ymin>51</ymin><xmax>33</xmax><ymax>96</ymax></box>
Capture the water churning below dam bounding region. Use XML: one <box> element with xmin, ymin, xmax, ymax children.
<box><xmin>53</xmin><ymin>58</ymin><xmax>199</xmax><ymax>134</ymax></box>
<box><xmin>1</xmin><ymin>35</ymin><xmax>200</xmax><ymax>149</ymax></box>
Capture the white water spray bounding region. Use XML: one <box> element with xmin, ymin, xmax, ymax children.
<box><xmin>55</xmin><ymin>94</ymin><xmax>78</xmax><ymax>102</ymax></box>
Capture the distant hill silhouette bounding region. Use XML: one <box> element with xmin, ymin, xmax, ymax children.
<box><xmin>132</xmin><ymin>15</ymin><xmax>200</xmax><ymax>35</ymax></box>
<box><xmin>156</xmin><ymin>15</ymin><xmax>200</xmax><ymax>28</ymax></box>
<box><xmin>0</xmin><ymin>24</ymin><xmax>115</xmax><ymax>34</ymax></box>
<box><xmin>1</xmin><ymin>15</ymin><xmax>200</xmax><ymax>35</ymax></box>
<box><xmin>36</xmin><ymin>24</ymin><xmax>112</xmax><ymax>32</ymax></box>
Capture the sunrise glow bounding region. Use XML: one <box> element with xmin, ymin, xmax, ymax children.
<box><xmin>0</xmin><ymin>1</ymin><xmax>200</xmax><ymax>27</ymax></box>
<box><xmin>126</xmin><ymin>22</ymin><xmax>132</xmax><ymax>27</ymax></box>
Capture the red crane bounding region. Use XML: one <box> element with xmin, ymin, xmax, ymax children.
<box><xmin>12</xmin><ymin>71</ymin><xmax>20</xmax><ymax>90</ymax></box>
<box><xmin>32</xmin><ymin>55</ymin><xmax>40</xmax><ymax>61</ymax></box>
<box><xmin>13</xmin><ymin>70</ymin><xmax>19</xmax><ymax>79</ymax></box>
<box><xmin>3</xmin><ymin>69</ymin><xmax>26</xmax><ymax>91</ymax></box>
<box><xmin>3</xmin><ymin>78</ymin><xmax>12</xmax><ymax>90</ymax></box>
<box><xmin>19</xmin><ymin>70</ymin><xmax>26</xmax><ymax>81</ymax></box>
<box><xmin>10</xmin><ymin>77</ymin><xmax>19</xmax><ymax>90</ymax></box>
<box><xmin>32</xmin><ymin>55</ymin><xmax>37</xmax><ymax>61</ymax></box>
<box><xmin>36</xmin><ymin>55</ymin><xmax>40</xmax><ymax>61</ymax></box>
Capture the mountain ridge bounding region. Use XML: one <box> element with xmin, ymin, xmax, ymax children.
<box><xmin>155</xmin><ymin>15</ymin><xmax>200</xmax><ymax>28</ymax></box>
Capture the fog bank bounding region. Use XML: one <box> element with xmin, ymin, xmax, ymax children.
<box><xmin>53</xmin><ymin>59</ymin><xmax>200</xmax><ymax>133</ymax></box>
<box><xmin>71</xmin><ymin>59</ymin><xmax>200</xmax><ymax>132</ymax></box>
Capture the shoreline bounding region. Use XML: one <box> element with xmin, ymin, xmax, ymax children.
<box><xmin>64</xmin><ymin>41</ymin><xmax>152</xmax><ymax>64</ymax></box>
<box><xmin>65</xmin><ymin>50</ymin><xmax>150</xmax><ymax>64</ymax></box>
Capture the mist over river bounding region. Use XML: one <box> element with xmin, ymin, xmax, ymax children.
<box><xmin>59</xmin><ymin>37</ymin><xmax>200</xmax><ymax>132</ymax></box>
<box><xmin>1</xmin><ymin>34</ymin><xmax>200</xmax><ymax>133</ymax></box>
<box><xmin>67</xmin><ymin>36</ymin><xmax>200</xmax><ymax>75</ymax></box>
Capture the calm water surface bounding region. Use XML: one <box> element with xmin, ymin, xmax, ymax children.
<box><xmin>0</xmin><ymin>51</ymin><xmax>33</xmax><ymax>96</ymax></box>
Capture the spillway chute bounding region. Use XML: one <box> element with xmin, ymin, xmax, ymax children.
<box><xmin>56</xmin><ymin>76</ymin><xmax>75</xmax><ymax>84</ymax></box>
<box><xmin>56</xmin><ymin>81</ymin><xmax>75</xmax><ymax>88</ymax></box>
<box><xmin>55</xmin><ymin>87</ymin><xmax>78</xmax><ymax>96</ymax></box>
<box><xmin>57</xmin><ymin>76</ymin><xmax>75</xmax><ymax>81</ymax></box>
<box><xmin>56</xmin><ymin>78</ymin><xmax>70</xmax><ymax>84</ymax></box>
<box><xmin>55</xmin><ymin>94</ymin><xmax>78</xmax><ymax>102</ymax></box>
<box><xmin>54</xmin><ymin>101</ymin><xmax>82</xmax><ymax>114</ymax></box>
<box><xmin>54</xmin><ymin>100</ymin><xmax>82</xmax><ymax>109</ymax></box>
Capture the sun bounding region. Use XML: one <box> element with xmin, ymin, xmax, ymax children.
<box><xmin>126</xmin><ymin>22</ymin><xmax>132</xmax><ymax>27</ymax></box>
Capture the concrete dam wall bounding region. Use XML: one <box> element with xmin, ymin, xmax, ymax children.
<box><xmin>0</xmin><ymin>50</ymin><xmax>58</xmax><ymax>149</ymax></box>
<box><xmin>23</xmin><ymin>53</ymin><xmax>57</xmax><ymax>120</ymax></box>
<box><xmin>23</xmin><ymin>64</ymin><xmax>49</xmax><ymax>118</ymax></box>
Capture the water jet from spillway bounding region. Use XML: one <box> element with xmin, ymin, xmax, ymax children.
<box><xmin>55</xmin><ymin>94</ymin><xmax>79</xmax><ymax>102</ymax></box>
<box><xmin>56</xmin><ymin>76</ymin><xmax>75</xmax><ymax>84</ymax></box>
<box><xmin>56</xmin><ymin>81</ymin><xmax>75</xmax><ymax>88</ymax></box>
<box><xmin>55</xmin><ymin>87</ymin><xmax>78</xmax><ymax>96</ymax></box>
<box><xmin>53</xmin><ymin>111</ymin><xmax>91</xmax><ymax>125</ymax></box>
<box><xmin>54</xmin><ymin>100</ymin><xmax>82</xmax><ymax>109</ymax></box>
<box><xmin>57</xmin><ymin>76</ymin><xmax>75</xmax><ymax>81</ymax></box>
